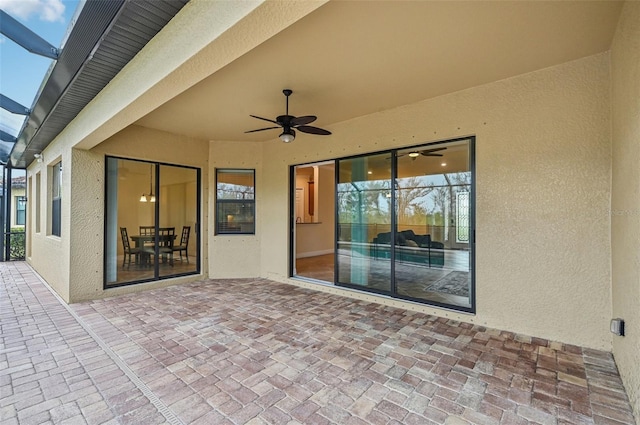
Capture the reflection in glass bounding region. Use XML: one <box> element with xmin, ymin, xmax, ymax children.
<box><xmin>337</xmin><ymin>154</ymin><xmax>392</xmax><ymax>293</ymax></box>
<box><xmin>394</xmin><ymin>140</ymin><xmax>472</xmax><ymax>309</ymax></box>
<box><xmin>158</xmin><ymin>164</ymin><xmax>198</xmax><ymax>278</ymax></box>
<box><xmin>305</xmin><ymin>138</ymin><xmax>473</xmax><ymax>312</ymax></box>
<box><xmin>105</xmin><ymin>158</ymin><xmax>199</xmax><ymax>287</ymax></box>
<box><xmin>216</xmin><ymin>169</ymin><xmax>255</xmax><ymax>234</ymax></box>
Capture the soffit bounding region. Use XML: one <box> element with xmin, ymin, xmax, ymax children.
<box><xmin>135</xmin><ymin>0</ymin><xmax>623</xmax><ymax>142</ymax></box>
<box><xmin>9</xmin><ymin>0</ymin><xmax>189</xmax><ymax>168</ymax></box>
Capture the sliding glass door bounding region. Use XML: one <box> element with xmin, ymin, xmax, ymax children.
<box><xmin>301</xmin><ymin>137</ymin><xmax>474</xmax><ymax>312</ymax></box>
<box><xmin>337</xmin><ymin>153</ymin><xmax>392</xmax><ymax>294</ymax></box>
<box><xmin>105</xmin><ymin>157</ymin><xmax>200</xmax><ymax>288</ymax></box>
<box><xmin>394</xmin><ymin>140</ymin><xmax>472</xmax><ymax>309</ymax></box>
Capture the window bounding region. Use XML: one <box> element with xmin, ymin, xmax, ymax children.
<box><xmin>216</xmin><ymin>169</ymin><xmax>255</xmax><ymax>234</ymax></box>
<box><xmin>35</xmin><ymin>173</ymin><xmax>41</xmax><ymax>233</ymax></box>
<box><xmin>104</xmin><ymin>157</ymin><xmax>200</xmax><ymax>288</ymax></box>
<box><xmin>15</xmin><ymin>196</ymin><xmax>26</xmax><ymax>226</ymax></box>
<box><xmin>51</xmin><ymin>161</ymin><xmax>62</xmax><ymax>237</ymax></box>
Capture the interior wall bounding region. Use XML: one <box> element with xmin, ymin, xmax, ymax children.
<box><xmin>295</xmin><ymin>164</ymin><xmax>335</xmax><ymax>258</ymax></box>
<box><xmin>610</xmin><ymin>1</ymin><xmax>640</xmax><ymax>420</ymax></box>
<box><xmin>295</xmin><ymin>170</ymin><xmax>313</xmax><ymax>223</ymax></box>
<box><xmin>65</xmin><ymin>125</ymin><xmax>209</xmax><ymax>302</ymax></box>
<box><xmin>257</xmin><ymin>52</ymin><xmax>612</xmax><ymax>350</ymax></box>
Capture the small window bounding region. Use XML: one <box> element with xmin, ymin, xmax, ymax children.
<box><xmin>35</xmin><ymin>173</ymin><xmax>41</xmax><ymax>233</ymax></box>
<box><xmin>15</xmin><ymin>196</ymin><xmax>26</xmax><ymax>226</ymax></box>
<box><xmin>52</xmin><ymin>161</ymin><xmax>62</xmax><ymax>237</ymax></box>
<box><xmin>216</xmin><ymin>169</ymin><xmax>255</xmax><ymax>234</ymax></box>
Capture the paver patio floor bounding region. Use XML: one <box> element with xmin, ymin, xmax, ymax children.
<box><xmin>1</xmin><ymin>262</ymin><xmax>636</xmax><ymax>424</ymax></box>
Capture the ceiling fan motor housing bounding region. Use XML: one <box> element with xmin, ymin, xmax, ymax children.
<box><xmin>245</xmin><ymin>89</ymin><xmax>332</xmax><ymax>141</ymax></box>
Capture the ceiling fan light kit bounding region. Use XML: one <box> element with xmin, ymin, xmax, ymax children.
<box><xmin>397</xmin><ymin>147</ymin><xmax>448</xmax><ymax>160</ymax></box>
<box><xmin>280</xmin><ymin>129</ymin><xmax>295</xmax><ymax>143</ymax></box>
<box><xmin>246</xmin><ymin>89</ymin><xmax>331</xmax><ymax>143</ymax></box>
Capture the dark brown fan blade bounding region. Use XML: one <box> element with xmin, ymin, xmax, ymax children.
<box><xmin>420</xmin><ymin>147</ymin><xmax>446</xmax><ymax>156</ymax></box>
<box><xmin>297</xmin><ymin>125</ymin><xmax>331</xmax><ymax>135</ymax></box>
<box><xmin>245</xmin><ymin>126</ymin><xmax>280</xmax><ymax>133</ymax></box>
<box><xmin>250</xmin><ymin>115</ymin><xmax>280</xmax><ymax>125</ymax></box>
<box><xmin>291</xmin><ymin>115</ymin><xmax>317</xmax><ymax>126</ymax></box>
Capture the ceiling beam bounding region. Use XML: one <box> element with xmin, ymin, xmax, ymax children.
<box><xmin>0</xmin><ymin>94</ymin><xmax>30</xmax><ymax>115</ymax></box>
<box><xmin>0</xmin><ymin>10</ymin><xmax>60</xmax><ymax>59</ymax></box>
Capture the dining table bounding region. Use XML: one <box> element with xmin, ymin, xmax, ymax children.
<box><xmin>129</xmin><ymin>231</ymin><xmax>177</xmax><ymax>266</ymax></box>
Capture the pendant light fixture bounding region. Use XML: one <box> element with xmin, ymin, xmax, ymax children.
<box><xmin>139</xmin><ymin>164</ymin><xmax>156</xmax><ymax>202</ymax></box>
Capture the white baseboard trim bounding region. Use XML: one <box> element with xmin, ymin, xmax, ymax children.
<box><xmin>296</xmin><ymin>249</ymin><xmax>333</xmax><ymax>259</ymax></box>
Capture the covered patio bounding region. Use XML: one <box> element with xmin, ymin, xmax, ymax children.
<box><xmin>1</xmin><ymin>262</ymin><xmax>635</xmax><ymax>424</ymax></box>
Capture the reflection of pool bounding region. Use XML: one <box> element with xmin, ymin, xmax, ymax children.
<box><xmin>334</xmin><ymin>248</ymin><xmax>471</xmax><ymax>308</ymax></box>
<box><xmin>368</xmin><ymin>243</ymin><xmax>445</xmax><ymax>268</ymax></box>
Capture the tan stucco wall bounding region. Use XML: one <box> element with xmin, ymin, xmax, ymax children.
<box><xmin>20</xmin><ymin>0</ymin><xmax>635</xmax><ymax>414</ymax></box>
<box><xmin>23</xmin><ymin>0</ymin><xmax>327</xmax><ymax>303</ymax></box>
<box><xmin>255</xmin><ymin>53</ymin><xmax>613</xmax><ymax>350</ymax></box>
<box><xmin>208</xmin><ymin>140</ymin><xmax>263</xmax><ymax>278</ymax></box>
<box><xmin>611</xmin><ymin>1</ymin><xmax>640</xmax><ymax>419</ymax></box>
<box><xmin>26</xmin><ymin>32</ymin><xmax>614</xmax><ymax>352</ymax></box>
<box><xmin>68</xmin><ymin>0</ymin><xmax>326</xmax><ymax>152</ymax></box>
<box><xmin>26</xmin><ymin>143</ymin><xmax>70</xmax><ymax>301</ymax></box>
<box><xmin>65</xmin><ymin>125</ymin><xmax>209</xmax><ymax>302</ymax></box>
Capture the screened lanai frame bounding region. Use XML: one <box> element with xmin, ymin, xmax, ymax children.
<box><xmin>289</xmin><ymin>136</ymin><xmax>476</xmax><ymax>313</ymax></box>
<box><xmin>103</xmin><ymin>156</ymin><xmax>201</xmax><ymax>289</ymax></box>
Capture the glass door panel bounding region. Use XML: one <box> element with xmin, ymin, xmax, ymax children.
<box><xmin>337</xmin><ymin>153</ymin><xmax>392</xmax><ymax>293</ymax></box>
<box><xmin>293</xmin><ymin>161</ymin><xmax>336</xmax><ymax>282</ymax></box>
<box><xmin>158</xmin><ymin>164</ymin><xmax>198</xmax><ymax>278</ymax></box>
<box><xmin>105</xmin><ymin>158</ymin><xmax>199</xmax><ymax>288</ymax></box>
<box><xmin>105</xmin><ymin>158</ymin><xmax>156</xmax><ymax>285</ymax></box>
<box><xmin>394</xmin><ymin>140</ymin><xmax>472</xmax><ymax>309</ymax></box>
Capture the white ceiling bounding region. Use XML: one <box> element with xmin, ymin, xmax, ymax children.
<box><xmin>135</xmin><ymin>1</ymin><xmax>623</xmax><ymax>142</ymax></box>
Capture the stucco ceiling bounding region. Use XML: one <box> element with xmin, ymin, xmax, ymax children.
<box><xmin>135</xmin><ymin>1</ymin><xmax>623</xmax><ymax>143</ymax></box>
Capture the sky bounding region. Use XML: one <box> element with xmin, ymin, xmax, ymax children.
<box><xmin>0</xmin><ymin>0</ymin><xmax>80</xmax><ymax>138</ymax></box>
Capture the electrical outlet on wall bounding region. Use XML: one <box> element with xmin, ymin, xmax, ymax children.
<box><xmin>610</xmin><ymin>318</ymin><xmax>625</xmax><ymax>336</ymax></box>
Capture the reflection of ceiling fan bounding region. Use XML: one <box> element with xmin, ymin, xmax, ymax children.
<box><xmin>401</xmin><ymin>147</ymin><xmax>447</xmax><ymax>158</ymax></box>
<box><xmin>390</xmin><ymin>147</ymin><xmax>447</xmax><ymax>160</ymax></box>
<box><xmin>245</xmin><ymin>89</ymin><xmax>331</xmax><ymax>143</ymax></box>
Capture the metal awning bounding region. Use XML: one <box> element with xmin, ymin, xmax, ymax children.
<box><xmin>7</xmin><ymin>0</ymin><xmax>189</xmax><ymax>169</ymax></box>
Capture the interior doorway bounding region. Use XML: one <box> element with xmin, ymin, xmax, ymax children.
<box><xmin>293</xmin><ymin>161</ymin><xmax>336</xmax><ymax>282</ymax></box>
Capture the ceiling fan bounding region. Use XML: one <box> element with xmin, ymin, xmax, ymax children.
<box><xmin>245</xmin><ymin>89</ymin><xmax>331</xmax><ymax>143</ymax></box>
<box><xmin>399</xmin><ymin>147</ymin><xmax>447</xmax><ymax>159</ymax></box>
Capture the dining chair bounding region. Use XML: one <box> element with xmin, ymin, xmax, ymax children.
<box><xmin>139</xmin><ymin>225</ymin><xmax>156</xmax><ymax>251</ymax></box>
<box><xmin>172</xmin><ymin>226</ymin><xmax>190</xmax><ymax>263</ymax></box>
<box><xmin>139</xmin><ymin>226</ymin><xmax>155</xmax><ymax>235</ymax></box>
<box><xmin>158</xmin><ymin>227</ymin><xmax>175</xmax><ymax>266</ymax></box>
<box><xmin>119</xmin><ymin>227</ymin><xmax>140</xmax><ymax>269</ymax></box>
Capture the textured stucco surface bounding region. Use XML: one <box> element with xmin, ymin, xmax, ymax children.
<box><xmin>64</xmin><ymin>126</ymin><xmax>210</xmax><ymax>302</ymax></box>
<box><xmin>26</xmin><ymin>141</ymin><xmax>71</xmax><ymax>301</ymax></box>
<box><xmin>28</xmin><ymin>53</ymin><xmax>614</xmax><ymax>350</ymax></box>
<box><xmin>23</xmin><ymin>0</ymin><xmax>325</xmax><ymax>300</ymax></box>
<box><xmin>208</xmin><ymin>140</ymin><xmax>262</xmax><ymax>278</ymax></box>
<box><xmin>66</xmin><ymin>0</ymin><xmax>326</xmax><ymax>152</ymax></box>
<box><xmin>20</xmin><ymin>0</ymin><xmax>636</xmax><ymax>415</ymax></box>
<box><xmin>611</xmin><ymin>1</ymin><xmax>640</xmax><ymax>420</ymax></box>
<box><xmin>260</xmin><ymin>53</ymin><xmax>613</xmax><ymax>350</ymax></box>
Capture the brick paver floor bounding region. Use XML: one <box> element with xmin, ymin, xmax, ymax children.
<box><xmin>1</xmin><ymin>262</ymin><xmax>637</xmax><ymax>424</ymax></box>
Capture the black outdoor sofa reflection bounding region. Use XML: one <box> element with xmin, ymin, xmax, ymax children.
<box><xmin>371</xmin><ymin>230</ymin><xmax>444</xmax><ymax>268</ymax></box>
